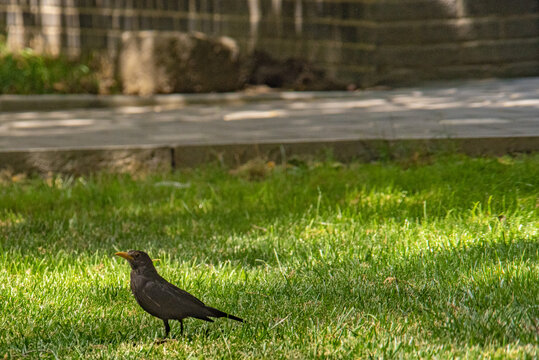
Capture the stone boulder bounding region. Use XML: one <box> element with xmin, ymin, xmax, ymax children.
<box><xmin>120</xmin><ymin>31</ymin><xmax>241</xmax><ymax>95</ymax></box>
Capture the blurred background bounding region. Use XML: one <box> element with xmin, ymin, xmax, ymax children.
<box><xmin>1</xmin><ymin>0</ymin><xmax>538</xmax><ymax>95</ymax></box>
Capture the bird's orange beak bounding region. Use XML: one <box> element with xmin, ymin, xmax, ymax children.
<box><xmin>115</xmin><ymin>252</ymin><xmax>134</xmax><ymax>261</ymax></box>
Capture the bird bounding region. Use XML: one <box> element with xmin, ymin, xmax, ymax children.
<box><xmin>115</xmin><ymin>250</ymin><xmax>243</xmax><ymax>338</ymax></box>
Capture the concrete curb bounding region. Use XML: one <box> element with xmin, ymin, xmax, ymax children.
<box><xmin>0</xmin><ymin>91</ymin><xmax>358</xmax><ymax>112</ymax></box>
<box><xmin>0</xmin><ymin>146</ymin><xmax>171</xmax><ymax>175</ymax></box>
<box><xmin>1</xmin><ymin>136</ymin><xmax>537</xmax><ymax>175</ymax></box>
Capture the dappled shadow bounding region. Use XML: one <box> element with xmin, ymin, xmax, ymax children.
<box><xmin>384</xmin><ymin>238</ymin><xmax>539</xmax><ymax>342</ymax></box>
<box><xmin>2</xmin><ymin>221</ymin><xmax>537</xmax><ymax>354</ymax></box>
<box><xmin>211</xmin><ymin>237</ymin><xmax>539</xmax><ymax>347</ymax></box>
<box><xmin>1</xmin><ymin>78</ymin><xmax>538</xmax><ymax>150</ymax></box>
<box><xmin>1</xmin><ymin>152</ymin><xmax>537</xmax><ymax>259</ymax></box>
<box><xmin>1</xmin><ymin>155</ymin><xmax>537</xmax><ymax>355</ymax></box>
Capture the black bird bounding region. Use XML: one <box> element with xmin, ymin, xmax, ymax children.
<box><xmin>115</xmin><ymin>250</ymin><xmax>243</xmax><ymax>337</ymax></box>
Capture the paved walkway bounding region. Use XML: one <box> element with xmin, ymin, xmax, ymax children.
<box><xmin>1</xmin><ymin>77</ymin><xmax>538</xmax><ymax>151</ymax></box>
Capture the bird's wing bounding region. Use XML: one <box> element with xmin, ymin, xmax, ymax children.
<box><xmin>139</xmin><ymin>278</ymin><xmax>209</xmax><ymax>320</ymax></box>
<box><xmin>162</xmin><ymin>280</ymin><xmax>206</xmax><ymax>307</ymax></box>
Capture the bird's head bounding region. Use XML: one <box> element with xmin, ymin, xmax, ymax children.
<box><xmin>115</xmin><ymin>250</ymin><xmax>156</xmax><ymax>271</ymax></box>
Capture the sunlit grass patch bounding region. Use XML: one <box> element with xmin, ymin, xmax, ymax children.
<box><xmin>0</xmin><ymin>154</ymin><xmax>538</xmax><ymax>358</ymax></box>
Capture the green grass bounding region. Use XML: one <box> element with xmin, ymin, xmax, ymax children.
<box><xmin>0</xmin><ymin>40</ymin><xmax>98</xmax><ymax>94</ymax></box>
<box><xmin>0</xmin><ymin>155</ymin><xmax>538</xmax><ymax>358</ymax></box>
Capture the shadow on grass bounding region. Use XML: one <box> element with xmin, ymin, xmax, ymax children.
<box><xmin>3</xmin><ymin>238</ymin><xmax>537</xmax><ymax>357</ymax></box>
<box><xmin>2</xmin><ymin>155</ymin><xmax>538</xmax><ymax>257</ymax></box>
<box><xmin>193</xmin><ymin>237</ymin><xmax>539</xmax><ymax>347</ymax></box>
<box><xmin>387</xmin><ymin>238</ymin><xmax>539</xmax><ymax>343</ymax></box>
<box><xmin>1</xmin><ymin>158</ymin><xmax>538</xmax><ymax>355</ymax></box>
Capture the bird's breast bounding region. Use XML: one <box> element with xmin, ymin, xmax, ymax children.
<box><xmin>130</xmin><ymin>273</ymin><xmax>162</xmax><ymax>316</ymax></box>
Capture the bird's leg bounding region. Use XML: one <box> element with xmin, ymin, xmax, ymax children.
<box><xmin>163</xmin><ymin>319</ymin><xmax>170</xmax><ymax>338</ymax></box>
<box><xmin>180</xmin><ymin>320</ymin><xmax>184</xmax><ymax>336</ymax></box>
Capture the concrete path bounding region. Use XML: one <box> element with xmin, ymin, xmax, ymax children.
<box><xmin>2</xmin><ymin>77</ymin><xmax>538</xmax><ymax>150</ymax></box>
<box><xmin>0</xmin><ymin>77</ymin><xmax>538</xmax><ymax>173</ymax></box>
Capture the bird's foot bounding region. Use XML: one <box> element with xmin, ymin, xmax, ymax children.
<box><xmin>154</xmin><ymin>338</ymin><xmax>177</xmax><ymax>345</ymax></box>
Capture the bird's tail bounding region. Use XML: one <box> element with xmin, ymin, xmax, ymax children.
<box><xmin>206</xmin><ymin>306</ymin><xmax>244</xmax><ymax>322</ymax></box>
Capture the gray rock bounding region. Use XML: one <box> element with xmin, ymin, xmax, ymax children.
<box><xmin>120</xmin><ymin>31</ymin><xmax>241</xmax><ymax>95</ymax></box>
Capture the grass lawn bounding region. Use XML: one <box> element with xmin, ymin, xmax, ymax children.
<box><xmin>0</xmin><ymin>155</ymin><xmax>538</xmax><ymax>358</ymax></box>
